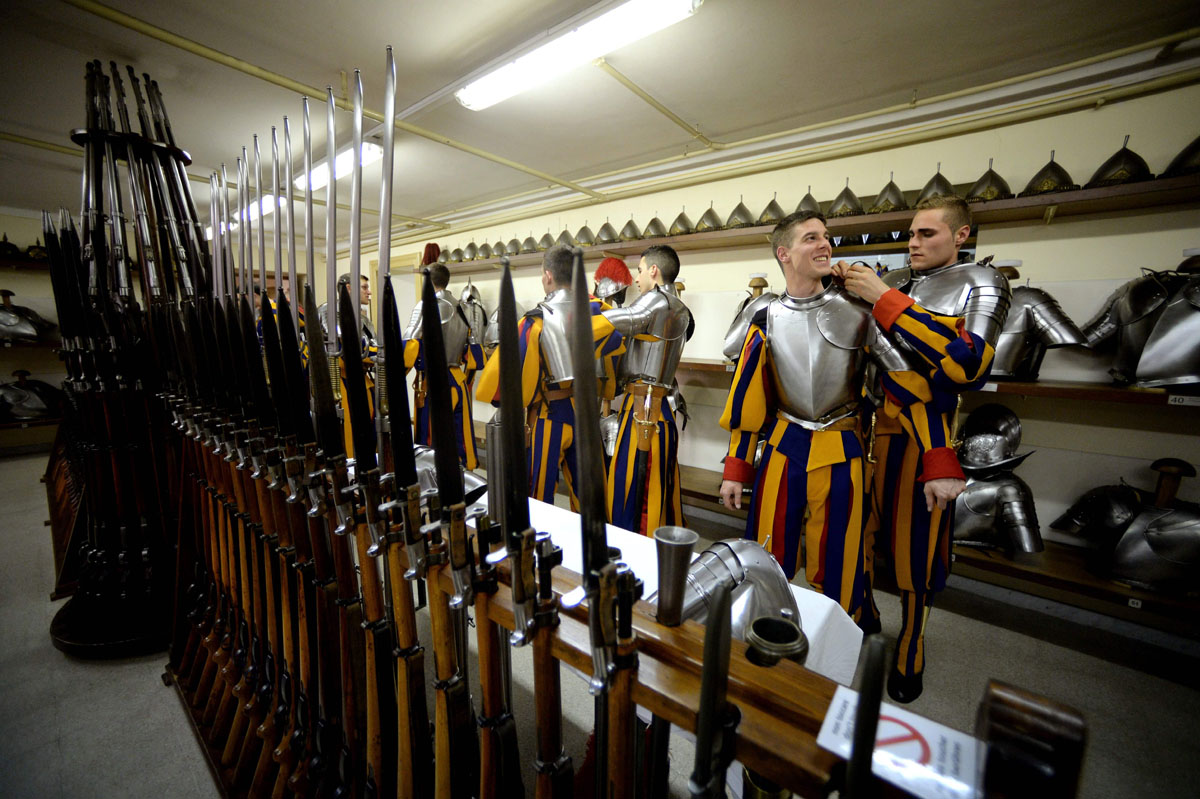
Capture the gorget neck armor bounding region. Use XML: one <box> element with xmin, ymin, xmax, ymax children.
<box><xmin>765</xmin><ymin>286</ymin><xmax>872</xmax><ymax>429</ymax></box>
<box><xmin>883</xmin><ymin>258</ymin><xmax>1011</xmax><ymax>351</ymax></box>
<box><xmin>992</xmin><ymin>285</ymin><xmax>1085</xmax><ymax>379</ymax></box>
<box><xmin>603</xmin><ymin>284</ymin><xmax>693</xmax><ymax>388</ymax></box>
<box><xmin>534</xmin><ymin>288</ymin><xmax>576</xmax><ymax>385</ymax></box>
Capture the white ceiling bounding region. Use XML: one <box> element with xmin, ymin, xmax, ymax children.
<box><xmin>1</xmin><ymin>0</ymin><xmax>1197</xmax><ymax>251</ymax></box>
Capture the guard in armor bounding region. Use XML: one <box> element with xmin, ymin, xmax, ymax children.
<box><xmin>953</xmin><ymin>404</ymin><xmax>1043</xmax><ymax>556</ymax></box>
<box><xmin>475</xmin><ymin>245</ymin><xmax>624</xmax><ymax>507</ymax></box>
<box><xmin>603</xmin><ymin>245</ymin><xmax>694</xmax><ymax>535</ymax></box>
<box><xmin>718</xmin><ymin>211</ymin><xmax>904</xmax><ymax>628</ymax></box>
<box><xmin>403</xmin><ymin>263</ymin><xmax>484</xmax><ymax>469</ymax></box>
<box><xmin>838</xmin><ymin>194</ymin><xmax>1011</xmax><ymax>703</ymax></box>
<box><xmin>992</xmin><ymin>284</ymin><xmax>1085</xmax><ymax>380</ymax></box>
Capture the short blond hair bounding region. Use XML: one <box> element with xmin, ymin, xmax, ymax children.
<box><xmin>915</xmin><ymin>194</ymin><xmax>971</xmax><ymax>234</ymax></box>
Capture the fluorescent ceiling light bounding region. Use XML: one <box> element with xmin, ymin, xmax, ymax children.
<box><xmin>455</xmin><ymin>0</ymin><xmax>702</xmax><ymax>111</ymax></box>
<box><xmin>205</xmin><ymin>194</ymin><xmax>286</xmax><ymax>240</ymax></box>
<box><xmin>294</xmin><ymin>142</ymin><xmax>384</xmax><ymax>192</ymax></box>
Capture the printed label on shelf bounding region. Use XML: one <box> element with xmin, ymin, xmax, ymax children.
<box><xmin>1167</xmin><ymin>394</ymin><xmax>1200</xmax><ymax>406</ymax></box>
<box><xmin>817</xmin><ymin>684</ymin><xmax>979</xmax><ymax>799</ymax></box>
<box><xmin>979</xmin><ymin>383</ymin><xmax>998</xmax><ymax>392</ymax></box>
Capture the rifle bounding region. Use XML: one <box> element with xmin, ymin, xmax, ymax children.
<box><xmin>419</xmin><ymin>269</ymin><xmax>480</xmax><ymax>799</ymax></box>
<box><xmin>561</xmin><ymin>249</ymin><xmax>622</xmax><ymax>799</ymax></box>
<box><xmin>377</xmin><ymin>278</ymin><xmax>435</xmax><ymax>799</ymax></box>
<box><xmin>372</xmin><ymin>48</ymin><xmax>434</xmax><ymax>799</ymax></box>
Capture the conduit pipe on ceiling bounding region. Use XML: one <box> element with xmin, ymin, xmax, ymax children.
<box><xmin>593</xmin><ymin>57</ymin><xmax>725</xmax><ymax>150</ymax></box>
<box><xmin>0</xmin><ymin>130</ymin><xmax>446</xmax><ymax>227</ymax></box>
<box><xmin>389</xmin><ymin>66</ymin><xmax>1200</xmax><ymax>246</ymax></box>
<box><xmin>61</xmin><ymin>0</ymin><xmax>607</xmax><ymax>200</ymax></box>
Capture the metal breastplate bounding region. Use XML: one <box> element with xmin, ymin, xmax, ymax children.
<box><xmin>484</xmin><ymin>300</ymin><xmax>524</xmax><ymax>351</ymax></box>
<box><xmin>1111</xmin><ymin>505</ymin><xmax>1200</xmax><ymax>592</ymax></box>
<box><xmin>765</xmin><ymin>288</ymin><xmax>870</xmax><ymax>428</ymax></box>
<box><xmin>723</xmin><ymin>291</ymin><xmax>776</xmax><ymax>361</ymax></box>
<box><xmin>405</xmin><ymin>290</ymin><xmax>470</xmax><ymax>365</ymax></box>
<box><xmin>1083</xmin><ymin>272</ymin><xmax>1174</xmax><ymax>384</ymax></box>
<box><xmin>1136</xmin><ymin>275</ymin><xmax>1200</xmax><ymax>387</ymax></box>
<box><xmin>535</xmin><ymin>290</ymin><xmax>576</xmax><ymax>384</ymax></box>
<box><xmin>954</xmin><ymin>475</ymin><xmax>1043</xmax><ymax>554</ymax></box>
<box><xmin>461</xmin><ymin>297</ymin><xmax>487</xmax><ymax>346</ymax></box>
<box><xmin>992</xmin><ymin>286</ymin><xmax>1086</xmax><ymax>378</ymax></box>
<box><xmin>605</xmin><ymin>286</ymin><xmax>692</xmax><ymax>387</ymax></box>
<box><xmin>886</xmin><ymin>261</ymin><xmax>1011</xmax><ymax>360</ymax></box>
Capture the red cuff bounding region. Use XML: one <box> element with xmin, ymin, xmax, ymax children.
<box><xmin>722</xmin><ymin>456</ymin><xmax>756</xmax><ymax>483</ymax></box>
<box><xmin>872</xmin><ymin>288</ymin><xmax>914</xmax><ymax>331</ymax></box>
<box><xmin>921</xmin><ymin>447</ymin><xmax>965</xmax><ymax>482</ymax></box>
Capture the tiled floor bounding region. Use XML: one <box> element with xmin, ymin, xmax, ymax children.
<box><xmin>1</xmin><ymin>451</ymin><xmax>1198</xmax><ymax>798</ymax></box>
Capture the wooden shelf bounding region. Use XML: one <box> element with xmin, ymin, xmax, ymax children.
<box><xmin>678</xmin><ymin>357</ymin><xmax>735</xmax><ymax>373</ymax></box>
<box><xmin>951</xmin><ymin>541</ymin><xmax>1200</xmax><ymax>638</ymax></box>
<box><xmin>0</xmin><ymin>255</ymin><xmax>50</xmax><ymax>272</ymax></box>
<box><xmin>0</xmin><ymin>417</ymin><xmax>61</xmax><ymax>430</ymax></box>
<box><xmin>976</xmin><ymin>379</ymin><xmax>1200</xmax><ymax>406</ymax></box>
<box><xmin>439</xmin><ymin>174</ymin><xmax>1200</xmax><ymax>275</ymax></box>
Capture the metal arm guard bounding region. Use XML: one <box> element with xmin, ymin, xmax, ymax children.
<box><xmin>676</xmin><ymin>539</ymin><xmax>801</xmax><ymax>642</ymax></box>
<box><xmin>603</xmin><ymin>285</ymin><xmax>693</xmax><ymax>388</ymax></box>
<box><xmin>1081</xmin><ymin>270</ymin><xmax>1174</xmax><ymax>384</ymax></box>
<box><xmin>955</xmin><ymin>475</ymin><xmax>1044</xmax><ymax>555</ymax></box>
<box><xmin>887</xmin><ymin>260</ymin><xmax>1012</xmax><ymax>353</ymax></box>
<box><xmin>993</xmin><ymin>286</ymin><xmax>1086</xmax><ymax>379</ymax></box>
<box><xmin>722</xmin><ymin>291</ymin><xmax>775</xmax><ymax>361</ymax></box>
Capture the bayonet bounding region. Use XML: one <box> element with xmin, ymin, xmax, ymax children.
<box><xmin>271</xmin><ymin>126</ymin><xmax>283</xmax><ymax>291</ymax></box>
<box><xmin>253</xmin><ymin>135</ymin><xmax>265</xmax><ymax>297</ymax></box>
<box><xmin>283</xmin><ymin>115</ymin><xmax>298</xmax><ymax>323</ymax></box>
<box><xmin>349</xmin><ymin>70</ymin><xmax>364</xmax><ymax>336</ymax></box>
<box><xmin>324</xmin><ymin>87</ymin><xmax>337</xmax><ymax>355</ymax></box>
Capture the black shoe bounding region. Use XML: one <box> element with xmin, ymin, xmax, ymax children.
<box><xmin>858</xmin><ymin>616</ymin><xmax>882</xmax><ymax>636</ymax></box>
<box><xmin>887</xmin><ymin>668</ymin><xmax>923</xmax><ymax>704</ymax></box>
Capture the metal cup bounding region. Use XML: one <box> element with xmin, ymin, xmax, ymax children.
<box><xmin>653</xmin><ymin>525</ymin><xmax>699</xmax><ymax>626</ymax></box>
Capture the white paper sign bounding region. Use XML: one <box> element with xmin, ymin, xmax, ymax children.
<box><xmin>817</xmin><ymin>685</ymin><xmax>979</xmax><ymax>799</ymax></box>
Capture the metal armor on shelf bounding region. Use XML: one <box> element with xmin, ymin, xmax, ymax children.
<box><xmin>412</xmin><ymin>444</ymin><xmax>488</xmax><ymax>515</ymax></box>
<box><xmin>1053</xmin><ymin>459</ymin><xmax>1200</xmax><ymax>594</ymax></box>
<box><xmin>881</xmin><ymin>258</ymin><xmax>1012</xmax><ymax>350</ymax></box>
<box><xmin>992</xmin><ymin>285</ymin><xmax>1086</xmax><ymax>380</ymax></box>
<box><xmin>528</xmin><ymin>288</ymin><xmax>576</xmax><ymax>385</ymax></box>
<box><xmin>1134</xmin><ymin>270</ymin><xmax>1200</xmax><ymax>388</ymax></box>
<box><xmin>723</xmin><ymin>279</ymin><xmax>777</xmax><ymax>362</ymax></box>
<box><xmin>404</xmin><ymin>287</ymin><xmax>472</xmax><ymax>364</ymax></box>
<box><xmin>0</xmin><ymin>289</ymin><xmax>58</xmax><ymax>344</ymax></box>
<box><xmin>1081</xmin><ymin>268</ymin><xmax>1182</xmax><ymax>384</ymax></box>
<box><xmin>483</xmin><ymin>298</ymin><xmax>524</xmax><ymax>353</ymax></box>
<box><xmin>602</xmin><ymin>284</ymin><xmax>693</xmax><ymax>388</ymax></box>
<box><xmin>673</xmin><ymin>539</ymin><xmax>803</xmax><ymax>645</ymax></box>
<box><xmin>765</xmin><ymin>287</ymin><xmax>899</xmax><ymax>429</ymax></box>
<box><xmin>954</xmin><ymin>404</ymin><xmax>1043</xmax><ymax>554</ymax></box>
<box><xmin>459</xmin><ymin>279</ymin><xmax>488</xmax><ymax>346</ymax></box>
<box><xmin>0</xmin><ymin>370</ymin><xmax>66</xmax><ymax>420</ymax></box>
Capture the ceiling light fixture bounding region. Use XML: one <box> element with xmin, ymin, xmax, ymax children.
<box><xmin>294</xmin><ymin>142</ymin><xmax>384</xmax><ymax>192</ymax></box>
<box><xmin>455</xmin><ymin>0</ymin><xmax>703</xmax><ymax>111</ymax></box>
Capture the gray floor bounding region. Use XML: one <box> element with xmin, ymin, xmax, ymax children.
<box><xmin>1</xmin><ymin>451</ymin><xmax>1198</xmax><ymax>798</ymax></box>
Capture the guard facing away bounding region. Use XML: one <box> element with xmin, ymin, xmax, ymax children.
<box><xmin>838</xmin><ymin>194</ymin><xmax>1011</xmax><ymax>703</ymax></box>
<box><xmin>475</xmin><ymin>244</ymin><xmax>625</xmax><ymax>509</ymax></box>
<box><xmin>403</xmin><ymin>263</ymin><xmax>484</xmax><ymax>469</ymax></box>
<box><xmin>603</xmin><ymin>244</ymin><xmax>694</xmax><ymax>535</ymax></box>
<box><xmin>718</xmin><ymin>211</ymin><xmax>905</xmax><ymax>628</ymax></box>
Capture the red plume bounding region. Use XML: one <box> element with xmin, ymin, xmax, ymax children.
<box><xmin>594</xmin><ymin>256</ymin><xmax>632</xmax><ymax>285</ymax></box>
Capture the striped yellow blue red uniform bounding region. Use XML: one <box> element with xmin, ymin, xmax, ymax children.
<box><xmin>718</xmin><ymin>321</ymin><xmax>871</xmax><ymax>621</ymax></box>
<box><xmin>864</xmin><ymin>287</ymin><xmax>996</xmax><ymax>678</ymax></box>
<box><xmin>405</xmin><ymin>335</ymin><xmax>484</xmax><ymax>471</ymax></box>
<box><xmin>606</xmin><ymin>391</ymin><xmax>684</xmax><ymax>534</ymax></box>
<box><xmin>476</xmin><ymin>298</ymin><xmax>623</xmax><ymax>509</ymax></box>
